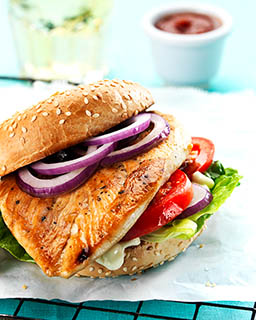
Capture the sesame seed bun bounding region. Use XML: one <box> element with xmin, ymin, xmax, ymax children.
<box><xmin>77</xmin><ymin>225</ymin><xmax>205</xmax><ymax>278</ymax></box>
<box><xmin>0</xmin><ymin>79</ymin><xmax>153</xmax><ymax>176</ymax></box>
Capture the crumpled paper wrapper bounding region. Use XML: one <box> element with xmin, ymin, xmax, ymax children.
<box><xmin>0</xmin><ymin>83</ymin><xmax>255</xmax><ymax>302</ymax></box>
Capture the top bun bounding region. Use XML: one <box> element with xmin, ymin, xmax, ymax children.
<box><xmin>0</xmin><ymin>79</ymin><xmax>154</xmax><ymax>176</ymax></box>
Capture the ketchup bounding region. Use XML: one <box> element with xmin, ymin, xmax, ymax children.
<box><xmin>155</xmin><ymin>12</ymin><xmax>221</xmax><ymax>35</ymax></box>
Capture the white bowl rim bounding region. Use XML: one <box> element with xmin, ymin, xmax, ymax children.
<box><xmin>142</xmin><ymin>2</ymin><xmax>232</xmax><ymax>45</ymax></box>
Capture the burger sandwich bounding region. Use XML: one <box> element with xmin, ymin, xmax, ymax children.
<box><xmin>0</xmin><ymin>80</ymin><xmax>241</xmax><ymax>278</ymax></box>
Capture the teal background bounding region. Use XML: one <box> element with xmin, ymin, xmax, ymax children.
<box><xmin>1</xmin><ymin>0</ymin><xmax>256</xmax><ymax>91</ymax></box>
<box><xmin>0</xmin><ymin>0</ymin><xmax>255</xmax><ymax>319</ymax></box>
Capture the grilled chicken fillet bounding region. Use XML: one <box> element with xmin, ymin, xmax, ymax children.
<box><xmin>0</xmin><ymin>113</ymin><xmax>191</xmax><ymax>278</ymax></box>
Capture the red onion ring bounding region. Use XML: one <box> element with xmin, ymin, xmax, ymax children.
<box><xmin>17</xmin><ymin>163</ymin><xmax>98</xmax><ymax>198</ymax></box>
<box><xmin>16</xmin><ymin>113</ymin><xmax>170</xmax><ymax>198</ymax></box>
<box><xmin>101</xmin><ymin>113</ymin><xmax>170</xmax><ymax>166</ymax></box>
<box><xmin>177</xmin><ymin>183</ymin><xmax>213</xmax><ymax>219</ymax></box>
<box><xmin>30</xmin><ymin>144</ymin><xmax>114</xmax><ymax>175</ymax></box>
<box><xmin>84</xmin><ymin>113</ymin><xmax>151</xmax><ymax>146</ymax></box>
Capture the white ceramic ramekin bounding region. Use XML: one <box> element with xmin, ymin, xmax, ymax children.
<box><xmin>143</xmin><ymin>2</ymin><xmax>232</xmax><ymax>86</ymax></box>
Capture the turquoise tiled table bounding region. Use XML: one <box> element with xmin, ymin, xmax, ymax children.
<box><xmin>0</xmin><ymin>0</ymin><xmax>256</xmax><ymax>319</ymax></box>
<box><xmin>0</xmin><ymin>300</ymin><xmax>255</xmax><ymax>319</ymax></box>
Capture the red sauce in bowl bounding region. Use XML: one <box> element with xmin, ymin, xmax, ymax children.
<box><xmin>155</xmin><ymin>12</ymin><xmax>221</xmax><ymax>35</ymax></box>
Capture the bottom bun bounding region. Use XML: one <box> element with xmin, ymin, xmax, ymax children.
<box><xmin>77</xmin><ymin>225</ymin><xmax>206</xmax><ymax>278</ymax></box>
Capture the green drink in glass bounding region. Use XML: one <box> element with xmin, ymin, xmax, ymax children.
<box><xmin>9</xmin><ymin>0</ymin><xmax>113</xmax><ymax>82</ymax></box>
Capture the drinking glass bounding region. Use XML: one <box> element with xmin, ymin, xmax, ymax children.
<box><xmin>8</xmin><ymin>0</ymin><xmax>113</xmax><ymax>82</ymax></box>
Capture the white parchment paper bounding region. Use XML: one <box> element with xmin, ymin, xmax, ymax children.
<box><xmin>0</xmin><ymin>83</ymin><xmax>255</xmax><ymax>302</ymax></box>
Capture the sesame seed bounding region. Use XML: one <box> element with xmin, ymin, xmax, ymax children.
<box><xmin>53</xmin><ymin>100</ymin><xmax>59</xmax><ymax>107</ymax></box>
<box><xmin>93</xmin><ymin>113</ymin><xmax>99</xmax><ymax>118</ymax></box>
<box><xmin>36</xmin><ymin>104</ymin><xmax>41</xmax><ymax>109</ymax></box>
<box><xmin>59</xmin><ymin>119</ymin><xmax>65</xmax><ymax>125</ymax></box>
<box><xmin>105</xmin><ymin>271</ymin><xmax>111</xmax><ymax>276</ymax></box>
<box><xmin>89</xmin><ymin>266</ymin><xmax>94</xmax><ymax>272</ymax></box>
<box><xmin>123</xmin><ymin>267</ymin><xmax>128</xmax><ymax>272</ymax></box>
<box><xmin>132</xmin><ymin>257</ymin><xmax>137</xmax><ymax>262</ymax></box>
<box><xmin>84</xmin><ymin>97</ymin><xmax>89</xmax><ymax>104</ymax></box>
<box><xmin>92</xmin><ymin>95</ymin><xmax>98</xmax><ymax>101</ymax></box>
<box><xmin>47</xmin><ymin>99</ymin><xmax>52</xmax><ymax>103</ymax></box>
<box><xmin>3</xmin><ymin>125</ymin><xmax>8</xmax><ymax>131</ymax></box>
<box><xmin>65</xmin><ymin>111</ymin><xmax>71</xmax><ymax>116</ymax></box>
<box><xmin>123</xmin><ymin>80</ymin><xmax>132</xmax><ymax>84</ymax></box>
<box><xmin>121</xmin><ymin>102</ymin><xmax>127</xmax><ymax>110</ymax></box>
<box><xmin>56</xmin><ymin>108</ymin><xmax>61</xmax><ymax>115</ymax></box>
<box><xmin>36</xmin><ymin>109</ymin><xmax>42</xmax><ymax>113</ymax></box>
<box><xmin>42</xmin><ymin>112</ymin><xmax>49</xmax><ymax>117</ymax></box>
<box><xmin>131</xmin><ymin>266</ymin><xmax>137</xmax><ymax>271</ymax></box>
<box><xmin>98</xmin><ymin>268</ymin><xmax>103</xmax><ymax>274</ymax></box>
<box><xmin>22</xmin><ymin>127</ymin><xmax>27</xmax><ymax>133</ymax></box>
<box><xmin>110</xmin><ymin>83</ymin><xmax>117</xmax><ymax>87</ymax></box>
<box><xmin>9</xmin><ymin>126</ymin><xmax>13</xmax><ymax>132</ymax></box>
<box><xmin>82</xmin><ymin>92</ymin><xmax>89</xmax><ymax>96</ymax></box>
<box><xmin>31</xmin><ymin>115</ymin><xmax>37</xmax><ymax>122</ymax></box>
<box><xmin>112</xmin><ymin>108</ymin><xmax>118</xmax><ymax>113</ymax></box>
<box><xmin>154</xmin><ymin>251</ymin><xmax>160</xmax><ymax>256</ymax></box>
<box><xmin>9</xmin><ymin>132</ymin><xmax>15</xmax><ymax>137</ymax></box>
<box><xmin>12</xmin><ymin>123</ymin><xmax>17</xmax><ymax>129</ymax></box>
<box><xmin>122</xmin><ymin>112</ymin><xmax>128</xmax><ymax>118</ymax></box>
<box><xmin>23</xmin><ymin>114</ymin><xmax>27</xmax><ymax>119</ymax></box>
<box><xmin>160</xmin><ymin>261</ymin><xmax>164</xmax><ymax>265</ymax></box>
<box><xmin>66</xmin><ymin>91</ymin><xmax>71</xmax><ymax>96</ymax></box>
<box><xmin>134</xmin><ymin>110</ymin><xmax>139</xmax><ymax>116</ymax></box>
<box><xmin>17</xmin><ymin>115</ymin><xmax>21</xmax><ymax>121</ymax></box>
<box><xmin>85</xmin><ymin>110</ymin><xmax>91</xmax><ymax>117</ymax></box>
<box><xmin>2</xmin><ymin>165</ymin><xmax>6</xmax><ymax>172</ymax></box>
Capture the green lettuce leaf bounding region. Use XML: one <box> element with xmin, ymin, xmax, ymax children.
<box><xmin>142</xmin><ymin>163</ymin><xmax>242</xmax><ymax>242</ymax></box>
<box><xmin>0</xmin><ymin>214</ymin><xmax>34</xmax><ymax>263</ymax></box>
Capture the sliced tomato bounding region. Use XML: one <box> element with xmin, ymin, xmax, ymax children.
<box><xmin>183</xmin><ymin>137</ymin><xmax>215</xmax><ymax>177</ymax></box>
<box><xmin>122</xmin><ymin>169</ymin><xmax>193</xmax><ymax>241</ymax></box>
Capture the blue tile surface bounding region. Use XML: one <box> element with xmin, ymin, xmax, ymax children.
<box><xmin>140</xmin><ymin>300</ymin><xmax>196</xmax><ymax>319</ymax></box>
<box><xmin>77</xmin><ymin>308</ymin><xmax>134</xmax><ymax>320</ymax></box>
<box><xmin>212</xmin><ymin>301</ymin><xmax>255</xmax><ymax>308</ymax></box>
<box><xmin>0</xmin><ymin>299</ymin><xmax>20</xmax><ymax>315</ymax></box>
<box><xmin>196</xmin><ymin>304</ymin><xmax>253</xmax><ymax>320</ymax></box>
<box><xmin>17</xmin><ymin>301</ymin><xmax>76</xmax><ymax>320</ymax></box>
<box><xmin>83</xmin><ymin>300</ymin><xmax>139</xmax><ymax>312</ymax></box>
